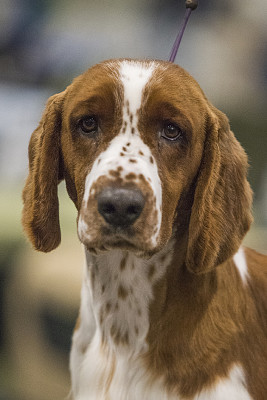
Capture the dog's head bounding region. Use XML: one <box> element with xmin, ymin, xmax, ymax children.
<box><xmin>22</xmin><ymin>59</ymin><xmax>253</xmax><ymax>273</ymax></box>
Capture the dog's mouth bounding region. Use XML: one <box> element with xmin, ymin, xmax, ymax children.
<box><xmin>80</xmin><ymin>226</ymin><xmax>155</xmax><ymax>257</ymax></box>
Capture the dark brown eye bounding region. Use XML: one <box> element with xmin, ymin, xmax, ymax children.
<box><xmin>161</xmin><ymin>122</ymin><xmax>183</xmax><ymax>141</ymax></box>
<box><xmin>79</xmin><ymin>116</ymin><xmax>98</xmax><ymax>134</ymax></box>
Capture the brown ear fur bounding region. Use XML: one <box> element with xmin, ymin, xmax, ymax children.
<box><xmin>186</xmin><ymin>107</ymin><xmax>253</xmax><ymax>274</ymax></box>
<box><xmin>22</xmin><ymin>92</ymin><xmax>65</xmax><ymax>252</ymax></box>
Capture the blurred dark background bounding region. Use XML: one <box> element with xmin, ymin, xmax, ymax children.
<box><xmin>0</xmin><ymin>1</ymin><xmax>266</xmax><ymax>399</ymax></box>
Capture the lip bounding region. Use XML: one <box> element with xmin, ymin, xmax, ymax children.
<box><xmin>82</xmin><ymin>234</ymin><xmax>156</xmax><ymax>258</ymax></box>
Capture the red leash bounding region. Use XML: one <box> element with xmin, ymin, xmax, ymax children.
<box><xmin>169</xmin><ymin>0</ymin><xmax>198</xmax><ymax>63</ymax></box>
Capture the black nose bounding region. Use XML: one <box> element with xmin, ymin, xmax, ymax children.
<box><xmin>97</xmin><ymin>187</ymin><xmax>145</xmax><ymax>228</ymax></box>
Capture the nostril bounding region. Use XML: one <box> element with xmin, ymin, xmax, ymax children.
<box><xmin>101</xmin><ymin>203</ymin><xmax>116</xmax><ymax>215</ymax></box>
<box><xmin>127</xmin><ymin>205</ymin><xmax>142</xmax><ymax>216</ymax></box>
<box><xmin>97</xmin><ymin>187</ymin><xmax>145</xmax><ymax>227</ymax></box>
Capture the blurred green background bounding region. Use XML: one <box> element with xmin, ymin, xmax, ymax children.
<box><xmin>0</xmin><ymin>1</ymin><xmax>266</xmax><ymax>399</ymax></box>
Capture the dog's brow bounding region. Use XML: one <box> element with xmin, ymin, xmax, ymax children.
<box><xmin>70</xmin><ymin>96</ymin><xmax>107</xmax><ymax>114</ymax></box>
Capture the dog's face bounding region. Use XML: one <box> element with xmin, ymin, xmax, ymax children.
<box><xmin>62</xmin><ymin>60</ymin><xmax>206</xmax><ymax>255</ymax></box>
<box><xmin>22</xmin><ymin>59</ymin><xmax>252</xmax><ymax>272</ymax></box>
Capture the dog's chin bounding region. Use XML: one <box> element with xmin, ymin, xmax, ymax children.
<box><xmin>82</xmin><ymin>237</ymin><xmax>158</xmax><ymax>259</ymax></box>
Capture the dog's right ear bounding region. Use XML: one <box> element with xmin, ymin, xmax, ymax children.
<box><xmin>22</xmin><ymin>91</ymin><xmax>66</xmax><ymax>252</ymax></box>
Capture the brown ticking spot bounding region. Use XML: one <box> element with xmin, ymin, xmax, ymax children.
<box><xmin>122</xmin><ymin>127</ymin><xmax>126</xmax><ymax>134</ymax></box>
<box><xmin>114</xmin><ymin>331</ymin><xmax>122</xmax><ymax>346</ymax></box>
<box><xmin>99</xmin><ymin>308</ymin><xmax>105</xmax><ymax>325</ymax></box>
<box><xmin>81</xmin><ymin>344</ymin><xmax>88</xmax><ymax>354</ymax></box>
<box><xmin>131</xmin><ymin>127</ymin><xmax>135</xmax><ymax>134</ymax></box>
<box><xmin>125</xmin><ymin>173</ymin><xmax>137</xmax><ymax>181</ymax></box>
<box><xmin>117</xmin><ymin>166</ymin><xmax>123</xmax><ymax>172</ymax></box>
<box><xmin>118</xmin><ymin>284</ymin><xmax>128</xmax><ymax>300</ymax></box>
<box><xmin>120</xmin><ymin>255</ymin><xmax>128</xmax><ymax>271</ymax></box>
<box><xmin>98</xmin><ymin>158</ymin><xmax>102</xmax><ymax>165</ymax></box>
<box><xmin>139</xmin><ymin>150</ymin><xmax>144</xmax><ymax>156</ymax></box>
<box><xmin>122</xmin><ymin>147</ymin><xmax>127</xmax><ymax>152</ymax></box>
<box><xmin>109</xmin><ymin>169</ymin><xmax>121</xmax><ymax>178</ymax></box>
<box><xmin>148</xmin><ymin>264</ymin><xmax>155</xmax><ymax>280</ymax></box>
<box><xmin>129</xmin><ymin>159</ymin><xmax>137</xmax><ymax>163</ymax></box>
<box><xmin>130</xmin><ymin>114</ymin><xmax>133</xmax><ymax>124</ymax></box>
<box><xmin>126</xmin><ymin>142</ymin><xmax>131</xmax><ymax>146</ymax></box>
<box><xmin>138</xmin><ymin>174</ymin><xmax>145</xmax><ymax>182</ymax></box>
<box><xmin>106</xmin><ymin>302</ymin><xmax>111</xmax><ymax>313</ymax></box>
<box><xmin>126</xmin><ymin>101</ymin><xmax>130</xmax><ymax>115</ymax></box>
<box><xmin>150</xmin><ymin>156</ymin><xmax>154</xmax><ymax>164</ymax></box>
<box><xmin>122</xmin><ymin>332</ymin><xmax>129</xmax><ymax>345</ymax></box>
<box><xmin>101</xmin><ymin>284</ymin><xmax>106</xmax><ymax>294</ymax></box>
<box><xmin>120</xmin><ymin>152</ymin><xmax>125</xmax><ymax>157</ymax></box>
<box><xmin>110</xmin><ymin>324</ymin><xmax>116</xmax><ymax>338</ymax></box>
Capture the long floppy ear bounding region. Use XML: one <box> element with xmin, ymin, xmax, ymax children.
<box><xmin>186</xmin><ymin>107</ymin><xmax>253</xmax><ymax>274</ymax></box>
<box><xmin>22</xmin><ymin>91</ymin><xmax>65</xmax><ymax>252</ymax></box>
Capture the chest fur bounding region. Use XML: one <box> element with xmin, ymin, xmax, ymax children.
<box><xmin>75</xmin><ymin>340</ymin><xmax>252</xmax><ymax>400</ymax></box>
<box><xmin>71</xmin><ymin>248</ymin><xmax>252</xmax><ymax>400</ymax></box>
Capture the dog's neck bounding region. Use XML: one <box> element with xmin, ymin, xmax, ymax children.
<box><xmin>84</xmin><ymin>240</ymin><xmax>175</xmax><ymax>353</ymax></box>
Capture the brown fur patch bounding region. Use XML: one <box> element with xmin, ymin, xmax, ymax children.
<box><xmin>125</xmin><ymin>173</ymin><xmax>137</xmax><ymax>181</ymax></box>
<box><xmin>120</xmin><ymin>254</ymin><xmax>128</xmax><ymax>271</ymax></box>
<box><xmin>118</xmin><ymin>285</ymin><xmax>128</xmax><ymax>300</ymax></box>
<box><xmin>109</xmin><ymin>169</ymin><xmax>121</xmax><ymax>178</ymax></box>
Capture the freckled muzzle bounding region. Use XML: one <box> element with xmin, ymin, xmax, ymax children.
<box><xmin>78</xmin><ymin>172</ymin><xmax>161</xmax><ymax>254</ymax></box>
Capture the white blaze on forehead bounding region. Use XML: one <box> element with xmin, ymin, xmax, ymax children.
<box><xmin>79</xmin><ymin>60</ymin><xmax>162</xmax><ymax>247</ymax></box>
<box><xmin>119</xmin><ymin>60</ymin><xmax>155</xmax><ymax>121</ymax></box>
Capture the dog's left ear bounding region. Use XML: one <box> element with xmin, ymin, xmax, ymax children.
<box><xmin>22</xmin><ymin>91</ymin><xmax>65</xmax><ymax>252</ymax></box>
<box><xmin>186</xmin><ymin>106</ymin><xmax>253</xmax><ymax>274</ymax></box>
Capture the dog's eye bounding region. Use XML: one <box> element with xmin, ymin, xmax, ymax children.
<box><xmin>79</xmin><ymin>116</ymin><xmax>98</xmax><ymax>134</ymax></box>
<box><xmin>161</xmin><ymin>122</ymin><xmax>183</xmax><ymax>142</ymax></box>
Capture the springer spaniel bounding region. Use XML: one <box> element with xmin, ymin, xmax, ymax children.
<box><xmin>22</xmin><ymin>59</ymin><xmax>267</xmax><ymax>400</ymax></box>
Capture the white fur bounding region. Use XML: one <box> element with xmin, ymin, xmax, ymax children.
<box><xmin>234</xmin><ymin>247</ymin><xmax>249</xmax><ymax>284</ymax></box>
<box><xmin>196</xmin><ymin>365</ymin><xmax>252</xmax><ymax>400</ymax></box>
<box><xmin>71</xmin><ymin>243</ymin><xmax>174</xmax><ymax>400</ymax></box>
<box><xmin>78</xmin><ymin>60</ymin><xmax>162</xmax><ymax>247</ymax></box>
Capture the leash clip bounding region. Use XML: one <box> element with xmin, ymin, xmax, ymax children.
<box><xmin>169</xmin><ymin>0</ymin><xmax>198</xmax><ymax>63</ymax></box>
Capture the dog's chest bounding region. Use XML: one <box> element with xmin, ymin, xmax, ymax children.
<box><xmin>77</xmin><ymin>345</ymin><xmax>252</xmax><ymax>400</ymax></box>
<box><xmin>74</xmin><ymin>248</ymin><xmax>174</xmax><ymax>399</ymax></box>
<box><xmin>77</xmin><ymin>340</ymin><xmax>252</xmax><ymax>400</ymax></box>
<box><xmin>73</xmin><ymin>249</ymin><xmax>252</xmax><ymax>400</ymax></box>
<box><xmin>77</xmin><ymin>334</ymin><xmax>176</xmax><ymax>400</ymax></box>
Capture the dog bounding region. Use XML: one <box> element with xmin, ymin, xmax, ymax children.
<box><xmin>22</xmin><ymin>59</ymin><xmax>267</xmax><ymax>399</ymax></box>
